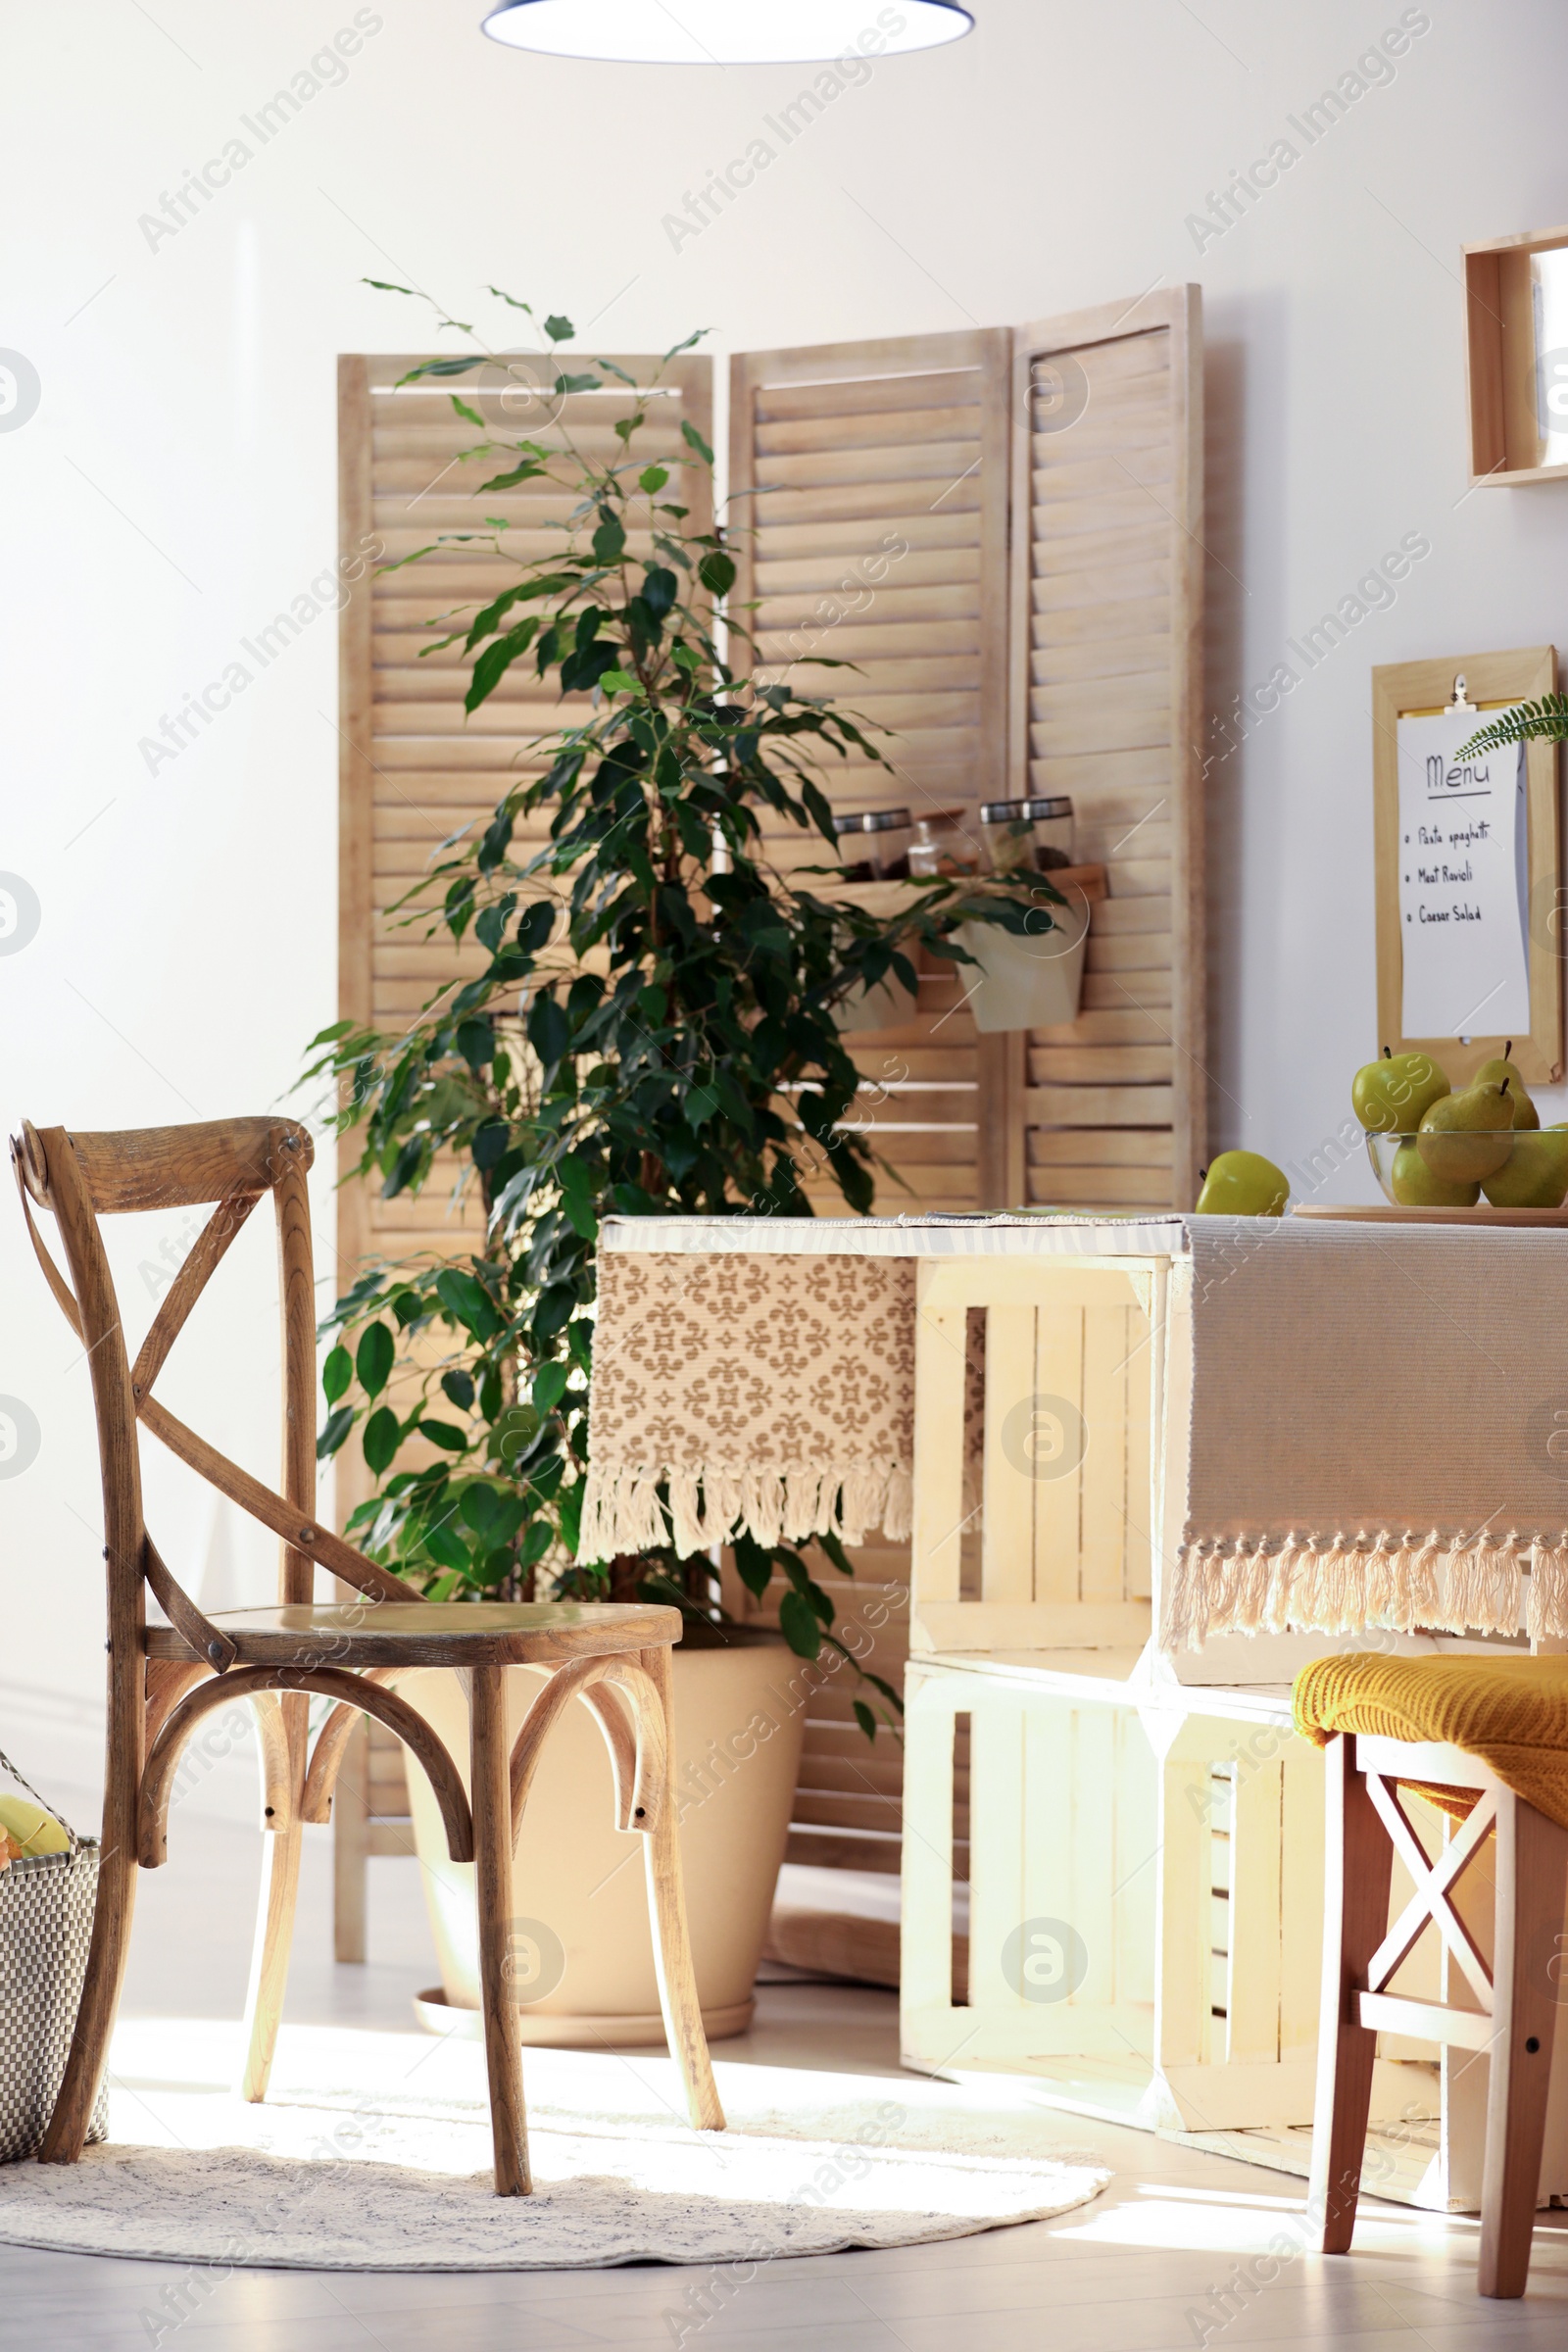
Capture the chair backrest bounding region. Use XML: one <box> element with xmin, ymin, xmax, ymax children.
<box><xmin>10</xmin><ymin>1117</ymin><xmax>410</xmax><ymax>1675</ymax></box>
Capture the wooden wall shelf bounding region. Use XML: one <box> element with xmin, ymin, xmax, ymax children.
<box><xmin>820</xmin><ymin>863</ymin><xmax>1107</xmax><ymax>919</ymax></box>
<box><xmin>1464</xmin><ymin>222</ymin><xmax>1568</xmax><ymax>487</ymax></box>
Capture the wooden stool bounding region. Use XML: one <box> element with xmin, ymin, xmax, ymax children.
<box><xmin>1312</xmin><ymin>1728</ymin><xmax>1568</xmax><ymax>2297</ymax></box>
<box><xmin>12</xmin><ymin>1114</ymin><xmax>725</xmax><ymax>2194</ymax></box>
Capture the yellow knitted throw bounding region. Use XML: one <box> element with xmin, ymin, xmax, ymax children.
<box><xmin>1293</xmin><ymin>1654</ymin><xmax>1568</xmax><ymax>1832</ymax></box>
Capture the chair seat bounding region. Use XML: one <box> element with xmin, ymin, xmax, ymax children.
<box><xmin>1293</xmin><ymin>1652</ymin><xmax>1568</xmax><ymax>1831</ymax></box>
<box><xmin>145</xmin><ymin>1598</ymin><xmax>682</xmax><ymax>1670</ymax></box>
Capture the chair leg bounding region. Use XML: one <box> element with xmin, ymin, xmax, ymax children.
<box><xmin>41</xmin><ymin>1677</ymin><xmax>144</xmax><ymax>2164</ymax></box>
<box><xmin>1479</xmin><ymin>1792</ymin><xmax>1568</xmax><ymax>2298</ymax></box>
<box><xmin>471</xmin><ymin>1663</ymin><xmax>528</xmax><ymax>2195</ymax></box>
<box><xmin>239</xmin><ymin>1817</ymin><xmax>304</xmax><ymax>2101</ymax></box>
<box><xmin>239</xmin><ymin>1689</ymin><xmax>308</xmax><ymax>2102</ymax></box>
<box><xmin>638</xmin><ymin>1645</ymin><xmax>724</xmax><ymax>2132</ymax></box>
<box><xmin>1309</xmin><ymin>1735</ymin><xmax>1395</xmax><ymax>2254</ymax></box>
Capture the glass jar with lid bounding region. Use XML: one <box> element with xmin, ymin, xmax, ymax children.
<box><xmin>832</xmin><ymin>807</ymin><xmax>912</xmax><ymax>881</ymax></box>
<box><xmin>906</xmin><ymin>807</ymin><xmax>982</xmax><ymax>879</ymax></box>
<box><xmin>979</xmin><ymin>796</ymin><xmax>1075</xmax><ymax>875</ymax></box>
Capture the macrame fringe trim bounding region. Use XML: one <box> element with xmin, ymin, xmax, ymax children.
<box><xmin>1165</xmin><ymin>1531</ymin><xmax>1568</xmax><ymax>1651</ymax></box>
<box><xmin>579</xmin><ymin>1459</ymin><xmax>913</xmax><ymax>1562</ymax></box>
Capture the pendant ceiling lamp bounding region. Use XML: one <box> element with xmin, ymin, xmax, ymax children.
<box><xmin>480</xmin><ymin>1</ymin><xmax>973</xmax><ymax>65</ymax></box>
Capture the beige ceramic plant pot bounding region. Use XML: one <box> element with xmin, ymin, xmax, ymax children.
<box><xmin>398</xmin><ymin>1629</ymin><xmax>806</xmax><ymax>2044</ymax></box>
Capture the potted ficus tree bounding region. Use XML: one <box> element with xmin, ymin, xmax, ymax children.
<box><xmin>306</xmin><ymin>290</ymin><xmax>1054</xmax><ymax>2037</ymax></box>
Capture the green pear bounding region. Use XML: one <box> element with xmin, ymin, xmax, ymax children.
<box><xmin>1391</xmin><ymin>1141</ymin><xmax>1480</xmax><ymax>1207</ymax></box>
<box><xmin>1472</xmin><ymin>1043</ymin><xmax>1539</xmax><ymax>1128</ymax></box>
<box><xmin>1351</xmin><ymin>1047</ymin><xmax>1449</xmax><ymax>1134</ymax></box>
<box><xmin>1417</xmin><ymin>1079</ymin><xmax>1515</xmax><ymax>1183</ymax></box>
<box><xmin>0</xmin><ymin>1796</ymin><xmax>68</xmax><ymax>1858</ymax></box>
<box><xmin>1481</xmin><ymin>1128</ymin><xmax>1568</xmax><ymax>1206</ymax></box>
<box><xmin>1194</xmin><ymin>1151</ymin><xmax>1289</xmax><ymax>1215</ymax></box>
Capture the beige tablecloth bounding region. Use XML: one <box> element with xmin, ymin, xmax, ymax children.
<box><xmin>1166</xmin><ymin>1221</ymin><xmax>1568</xmax><ymax>1648</ymax></box>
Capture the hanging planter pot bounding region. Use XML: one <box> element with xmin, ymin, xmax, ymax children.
<box><xmin>955</xmin><ymin>886</ymin><xmax>1093</xmax><ymax>1033</ymax></box>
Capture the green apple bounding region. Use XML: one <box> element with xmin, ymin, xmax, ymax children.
<box><xmin>1351</xmin><ymin>1047</ymin><xmax>1449</xmax><ymax>1134</ymax></box>
<box><xmin>0</xmin><ymin>1797</ymin><xmax>69</xmax><ymax>1858</ymax></box>
<box><xmin>1417</xmin><ymin>1080</ymin><xmax>1514</xmax><ymax>1183</ymax></box>
<box><xmin>1472</xmin><ymin>1043</ymin><xmax>1539</xmax><ymax>1129</ymax></box>
<box><xmin>1391</xmin><ymin>1141</ymin><xmax>1480</xmax><ymax>1207</ymax></box>
<box><xmin>1481</xmin><ymin>1128</ymin><xmax>1568</xmax><ymax>1206</ymax></box>
<box><xmin>1194</xmin><ymin>1151</ymin><xmax>1289</xmax><ymax>1215</ymax></box>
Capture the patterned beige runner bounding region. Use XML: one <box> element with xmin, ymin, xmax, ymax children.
<box><xmin>581</xmin><ymin>1249</ymin><xmax>917</xmax><ymax>1559</ymax></box>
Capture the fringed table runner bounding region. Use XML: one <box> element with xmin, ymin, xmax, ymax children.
<box><xmin>1167</xmin><ymin>1221</ymin><xmax>1568</xmax><ymax>1650</ymax></box>
<box><xmin>580</xmin><ymin>1247</ymin><xmax>919</xmax><ymax>1559</ymax></box>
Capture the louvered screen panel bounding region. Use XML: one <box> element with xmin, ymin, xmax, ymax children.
<box><xmin>1008</xmin><ymin>288</ymin><xmax>1205</xmax><ymax>1211</ymax></box>
<box><xmin>338</xmin><ymin>349</ymin><xmax>714</xmax><ymax>1281</ymax></box>
<box><xmin>728</xmin><ymin>332</ymin><xmax>1011</xmax><ymax>1216</ymax></box>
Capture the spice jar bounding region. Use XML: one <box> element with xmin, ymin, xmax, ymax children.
<box><xmin>833</xmin><ymin>808</ymin><xmax>912</xmax><ymax>880</ymax></box>
<box><xmin>979</xmin><ymin>796</ymin><xmax>1075</xmax><ymax>875</ymax></box>
<box><xmin>906</xmin><ymin>807</ymin><xmax>982</xmax><ymax>878</ymax></box>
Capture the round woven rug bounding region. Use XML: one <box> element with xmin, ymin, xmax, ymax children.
<box><xmin>0</xmin><ymin>2024</ymin><xmax>1109</xmax><ymax>2271</ymax></box>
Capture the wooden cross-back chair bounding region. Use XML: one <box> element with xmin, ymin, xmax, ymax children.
<box><xmin>11</xmin><ymin>1114</ymin><xmax>722</xmax><ymax>2194</ymax></box>
<box><xmin>1313</xmin><ymin>1729</ymin><xmax>1568</xmax><ymax>2298</ymax></box>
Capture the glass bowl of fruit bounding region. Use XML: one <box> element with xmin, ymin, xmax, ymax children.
<box><xmin>1355</xmin><ymin>1044</ymin><xmax>1568</xmax><ymax>1208</ymax></box>
<box><xmin>1364</xmin><ymin>1126</ymin><xmax>1568</xmax><ymax>1209</ymax></box>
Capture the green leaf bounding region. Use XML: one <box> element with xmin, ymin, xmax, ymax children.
<box><xmin>592</xmin><ymin>511</ymin><xmax>626</xmax><ymax>564</ymax></box>
<box><xmin>532</xmin><ymin>1360</ymin><xmax>569</xmax><ymax>1412</ymax></box>
<box><xmin>356</xmin><ymin>1322</ymin><xmax>395</xmax><ymax>1399</ymax></box>
<box><xmin>450</xmin><ymin>394</ymin><xmax>486</xmax><ymax>428</ymax></box>
<box><xmin>466</xmin><ymin>618</ymin><xmax>539</xmax><ymax>714</ymax></box>
<box><xmin>317</xmin><ymin>1405</ymin><xmax>355</xmax><ymax>1461</ymax></box>
<box><xmin>853</xmin><ymin>1699</ymin><xmax>877</xmax><ymax>1742</ymax></box>
<box><xmin>322</xmin><ymin>1345</ymin><xmax>352</xmax><ymax>1405</ymax></box>
<box><xmin>363</xmin><ymin>1406</ymin><xmax>401</xmax><ymax>1476</ymax></box>
<box><xmin>698</xmin><ymin>550</ymin><xmax>736</xmax><ymax>597</ymax></box>
<box><xmin>460</xmin><ymin>1483</ymin><xmax>498</xmax><ymax>1534</ymax></box>
<box><xmin>433</xmin><ymin>1267</ymin><xmax>503</xmax><ymax>1343</ymax></box>
<box><xmin>543</xmin><ymin>314</ymin><xmax>574</xmax><ymax>343</ymax></box>
<box><xmin>422</xmin><ymin>1517</ymin><xmax>471</xmax><ymax>1574</ymax></box>
<box><xmin>418</xmin><ymin>1418</ymin><xmax>469</xmax><ymax>1452</ymax></box>
<box><xmin>556</xmin><ymin>1152</ymin><xmax>598</xmax><ymax>1241</ymax></box>
<box><xmin>639</xmin><ymin>466</ymin><xmax>669</xmax><ymax>493</ymax></box>
<box><xmin>441</xmin><ymin>1367</ymin><xmax>476</xmax><ymax>1411</ymax></box>
<box><xmin>778</xmin><ymin>1588</ymin><xmax>822</xmax><ymax>1661</ymax></box>
<box><xmin>681</xmin><ymin>417</ymin><xmax>715</xmax><ymax>466</ymax></box>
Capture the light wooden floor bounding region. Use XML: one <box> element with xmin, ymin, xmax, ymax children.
<box><xmin>2</xmin><ymin>1805</ymin><xmax>1563</xmax><ymax>2350</ymax></box>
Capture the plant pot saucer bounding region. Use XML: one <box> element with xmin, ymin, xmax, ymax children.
<box><xmin>412</xmin><ymin>1986</ymin><xmax>757</xmax><ymax>2046</ymax></box>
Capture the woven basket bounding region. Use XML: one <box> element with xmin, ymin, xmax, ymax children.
<box><xmin>0</xmin><ymin>1751</ymin><xmax>107</xmax><ymax>2163</ymax></box>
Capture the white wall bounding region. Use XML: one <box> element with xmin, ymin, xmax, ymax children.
<box><xmin>3</xmin><ymin>0</ymin><xmax>1565</xmax><ymax>1772</ymax></box>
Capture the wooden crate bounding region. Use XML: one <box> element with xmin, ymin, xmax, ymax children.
<box><xmin>901</xmin><ymin>1653</ymin><xmax>1568</xmax><ymax>2207</ymax></box>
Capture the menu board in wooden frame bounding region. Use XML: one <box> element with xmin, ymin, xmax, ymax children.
<box><xmin>1371</xmin><ymin>644</ymin><xmax>1562</xmax><ymax>1087</ymax></box>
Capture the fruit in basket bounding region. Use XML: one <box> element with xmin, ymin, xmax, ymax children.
<box><xmin>1351</xmin><ymin>1048</ymin><xmax>1449</xmax><ymax>1133</ymax></box>
<box><xmin>1390</xmin><ymin>1141</ymin><xmax>1480</xmax><ymax>1208</ymax></box>
<box><xmin>1416</xmin><ymin>1080</ymin><xmax>1515</xmax><ymax>1183</ymax></box>
<box><xmin>1472</xmin><ymin>1043</ymin><xmax>1539</xmax><ymax>1128</ymax></box>
<box><xmin>1481</xmin><ymin>1127</ymin><xmax>1568</xmax><ymax>1207</ymax></box>
<box><xmin>0</xmin><ymin>1797</ymin><xmax>68</xmax><ymax>1857</ymax></box>
<box><xmin>1194</xmin><ymin>1152</ymin><xmax>1289</xmax><ymax>1215</ymax></box>
<box><xmin>0</xmin><ymin>1831</ymin><xmax>22</xmax><ymax>1872</ymax></box>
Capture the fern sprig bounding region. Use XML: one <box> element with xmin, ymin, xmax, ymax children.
<box><xmin>1458</xmin><ymin>692</ymin><xmax>1568</xmax><ymax>758</ymax></box>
